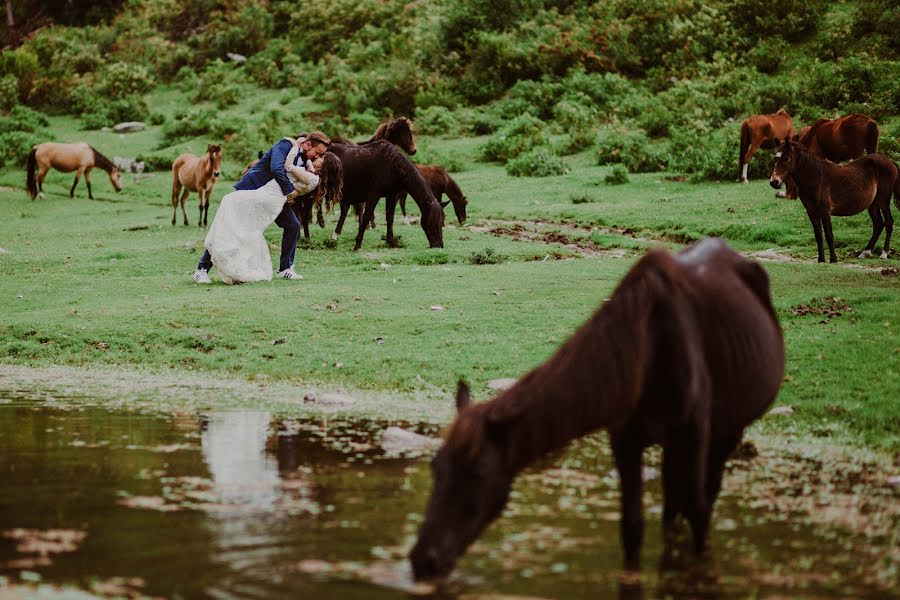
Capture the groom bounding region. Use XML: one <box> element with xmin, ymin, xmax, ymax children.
<box><xmin>193</xmin><ymin>131</ymin><xmax>331</xmax><ymax>283</ymax></box>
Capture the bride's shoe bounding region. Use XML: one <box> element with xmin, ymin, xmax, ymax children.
<box><xmin>277</xmin><ymin>266</ymin><xmax>303</xmax><ymax>280</ymax></box>
<box><xmin>193</xmin><ymin>268</ymin><xmax>212</xmax><ymax>284</ymax></box>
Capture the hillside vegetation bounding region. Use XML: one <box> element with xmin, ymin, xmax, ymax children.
<box><xmin>2</xmin><ymin>0</ymin><xmax>899</xmax><ymax>181</ymax></box>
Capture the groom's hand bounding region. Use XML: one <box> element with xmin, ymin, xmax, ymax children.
<box><xmin>285</xmin><ymin>190</ymin><xmax>300</xmax><ymax>203</ymax></box>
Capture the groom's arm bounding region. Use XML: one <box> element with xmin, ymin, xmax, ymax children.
<box><xmin>269</xmin><ymin>140</ymin><xmax>296</xmax><ymax>196</ymax></box>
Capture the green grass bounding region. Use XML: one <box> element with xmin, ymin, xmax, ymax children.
<box><xmin>1</xmin><ymin>99</ymin><xmax>898</xmax><ymax>451</ymax></box>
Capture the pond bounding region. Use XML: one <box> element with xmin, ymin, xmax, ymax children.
<box><xmin>0</xmin><ymin>389</ymin><xmax>890</xmax><ymax>599</ymax></box>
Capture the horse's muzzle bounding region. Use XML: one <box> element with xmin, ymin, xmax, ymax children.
<box><xmin>769</xmin><ymin>178</ymin><xmax>782</xmax><ymax>189</ymax></box>
<box><xmin>214</xmin><ymin>171</ymin><xmax>221</xmax><ymax>177</ymax></box>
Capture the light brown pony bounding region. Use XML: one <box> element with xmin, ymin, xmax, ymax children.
<box><xmin>410</xmin><ymin>238</ymin><xmax>785</xmax><ymax>579</ymax></box>
<box><xmin>26</xmin><ymin>142</ymin><xmax>123</xmax><ymax>200</ymax></box>
<box><xmin>738</xmin><ymin>109</ymin><xmax>794</xmax><ymax>183</ymax></box>
<box><xmin>770</xmin><ymin>138</ymin><xmax>899</xmax><ymax>262</ymax></box>
<box><xmin>171</xmin><ymin>144</ymin><xmax>222</xmax><ymax>227</ymax></box>
<box><xmin>797</xmin><ymin>113</ymin><xmax>879</xmax><ymax>163</ymax></box>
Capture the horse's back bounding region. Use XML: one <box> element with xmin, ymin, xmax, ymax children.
<box><xmin>35</xmin><ymin>142</ymin><xmax>92</xmax><ymax>170</ymax></box>
<box><xmin>172</xmin><ymin>153</ymin><xmax>199</xmax><ymax>183</ymax></box>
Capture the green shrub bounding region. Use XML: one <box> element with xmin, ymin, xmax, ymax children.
<box><xmin>0</xmin><ymin>106</ymin><xmax>49</xmax><ymax>168</ymax></box>
<box><xmin>505</xmin><ymin>147</ymin><xmax>569</xmax><ymax>177</ymax></box>
<box><xmin>746</xmin><ymin>38</ymin><xmax>789</xmax><ymax>74</ymax></box>
<box><xmin>555</xmin><ymin>127</ymin><xmax>597</xmax><ymax>156</ymax></box>
<box><xmin>81</xmin><ymin>95</ymin><xmax>148</xmax><ymax>130</ymax></box>
<box><xmin>468</xmin><ymin>247</ymin><xmax>508</xmax><ymax>265</ymax></box>
<box><xmin>348</xmin><ymin>110</ymin><xmax>381</xmax><ymax>137</ymax></box>
<box><xmin>604</xmin><ymin>164</ymin><xmax>629</xmax><ymax>185</ymax></box>
<box><xmin>136</xmin><ymin>147</ymin><xmax>181</xmax><ymax>172</ymax></box>
<box><xmin>482</xmin><ymin>114</ymin><xmax>546</xmax><ymax>163</ymax></box>
<box><xmin>149</xmin><ymin>112</ymin><xmax>167</xmax><ymax>126</ymax></box>
<box><xmin>570</xmin><ymin>193</ymin><xmax>597</xmax><ymax>204</ymax></box>
<box><xmin>729</xmin><ymin>0</ymin><xmax>825</xmax><ymax>42</ymax></box>
<box><xmin>160</xmin><ymin>107</ymin><xmax>240</xmax><ymax>146</ymax></box>
<box><xmin>100</xmin><ymin>62</ymin><xmax>155</xmax><ymax>99</ymax></box>
<box><xmin>596</xmin><ymin>126</ymin><xmax>668</xmax><ymax>173</ymax></box>
<box><xmin>0</xmin><ymin>106</ymin><xmax>49</xmax><ymax>133</ymax></box>
<box><xmin>413</xmin><ymin>148</ymin><xmax>466</xmax><ymax>173</ymax></box>
<box><xmin>0</xmin><ymin>75</ymin><xmax>18</xmax><ymax>111</ymax></box>
<box><xmin>415</xmin><ymin>106</ymin><xmax>459</xmax><ymax>136</ymax></box>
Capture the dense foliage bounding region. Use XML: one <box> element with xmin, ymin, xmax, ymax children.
<box><xmin>1</xmin><ymin>0</ymin><xmax>898</xmax><ymax>177</ymax></box>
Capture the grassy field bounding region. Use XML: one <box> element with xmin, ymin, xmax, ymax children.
<box><xmin>1</xmin><ymin>90</ymin><xmax>898</xmax><ymax>451</ymax></box>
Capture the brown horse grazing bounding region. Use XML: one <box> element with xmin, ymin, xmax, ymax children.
<box><xmin>798</xmin><ymin>114</ymin><xmax>879</xmax><ymax>163</ymax></box>
<box><xmin>738</xmin><ymin>109</ymin><xmax>794</xmax><ymax>183</ymax></box>
<box><xmin>26</xmin><ymin>142</ymin><xmax>123</xmax><ymax>200</ymax></box>
<box><xmin>410</xmin><ymin>238</ymin><xmax>785</xmax><ymax>580</ymax></box>
<box><xmin>328</xmin><ymin>141</ymin><xmax>444</xmax><ymax>250</ymax></box>
<box><xmin>171</xmin><ymin>144</ymin><xmax>222</xmax><ymax>227</ymax></box>
<box><xmin>770</xmin><ymin>139</ymin><xmax>899</xmax><ymax>262</ymax></box>
<box><xmin>394</xmin><ymin>164</ymin><xmax>468</xmax><ymax>226</ymax></box>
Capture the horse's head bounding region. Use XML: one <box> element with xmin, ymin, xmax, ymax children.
<box><xmin>384</xmin><ymin>117</ymin><xmax>416</xmax><ymax>155</ymax></box>
<box><xmin>207</xmin><ymin>144</ymin><xmax>223</xmax><ymax>177</ymax></box>
<box><xmin>410</xmin><ymin>382</ymin><xmax>515</xmax><ymax>581</ymax></box>
<box><xmin>421</xmin><ymin>198</ymin><xmax>445</xmax><ymax>248</ymax></box>
<box><xmin>109</xmin><ymin>166</ymin><xmax>123</xmax><ymax>192</ymax></box>
<box><xmin>770</xmin><ymin>138</ymin><xmax>798</xmax><ymax>189</ymax></box>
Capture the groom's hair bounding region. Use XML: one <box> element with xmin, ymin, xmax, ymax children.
<box><xmin>296</xmin><ymin>131</ymin><xmax>331</xmax><ymax>147</ymax></box>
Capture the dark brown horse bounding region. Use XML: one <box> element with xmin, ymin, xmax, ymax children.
<box><xmin>798</xmin><ymin>114</ymin><xmax>879</xmax><ymax>163</ymax></box>
<box><xmin>26</xmin><ymin>142</ymin><xmax>123</xmax><ymax>200</ymax></box>
<box><xmin>770</xmin><ymin>138</ymin><xmax>899</xmax><ymax>262</ymax></box>
<box><xmin>394</xmin><ymin>164</ymin><xmax>468</xmax><ymax>226</ymax></box>
<box><xmin>738</xmin><ymin>109</ymin><xmax>794</xmax><ymax>183</ymax></box>
<box><xmin>327</xmin><ymin>141</ymin><xmax>444</xmax><ymax>250</ymax></box>
<box><xmin>410</xmin><ymin>238</ymin><xmax>785</xmax><ymax>580</ymax></box>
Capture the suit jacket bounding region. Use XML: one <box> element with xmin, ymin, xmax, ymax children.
<box><xmin>234</xmin><ymin>138</ymin><xmax>306</xmax><ymax>196</ymax></box>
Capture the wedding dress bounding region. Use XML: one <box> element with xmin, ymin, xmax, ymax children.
<box><xmin>204</xmin><ymin>143</ymin><xmax>319</xmax><ymax>284</ymax></box>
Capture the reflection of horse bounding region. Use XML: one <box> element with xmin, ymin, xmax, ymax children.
<box><xmin>410</xmin><ymin>238</ymin><xmax>785</xmax><ymax>580</ymax></box>
<box><xmin>394</xmin><ymin>164</ymin><xmax>468</xmax><ymax>226</ymax></box>
<box><xmin>26</xmin><ymin>142</ymin><xmax>123</xmax><ymax>200</ymax></box>
<box><xmin>171</xmin><ymin>144</ymin><xmax>222</xmax><ymax>227</ymax></box>
<box><xmin>328</xmin><ymin>141</ymin><xmax>443</xmax><ymax>250</ymax></box>
<box><xmin>798</xmin><ymin>114</ymin><xmax>879</xmax><ymax>163</ymax></box>
<box><xmin>770</xmin><ymin>138</ymin><xmax>899</xmax><ymax>262</ymax></box>
<box><xmin>738</xmin><ymin>109</ymin><xmax>794</xmax><ymax>183</ymax></box>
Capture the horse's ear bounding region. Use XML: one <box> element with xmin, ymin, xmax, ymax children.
<box><xmin>455</xmin><ymin>380</ymin><xmax>471</xmax><ymax>412</ymax></box>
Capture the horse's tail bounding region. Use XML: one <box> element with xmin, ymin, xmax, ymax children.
<box><xmin>866</xmin><ymin>120</ymin><xmax>879</xmax><ymax>155</ymax></box>
<box><xmin>892</xmin><ymin>160</ymin><xmax>900</xmax><ymax>212</ymax></box>
<box><xmin>739</xmin><ymin>121</ymin><xmax>750</xmax><ymax>179</ymax></box>
<box><xmin>26</xmin><ymin>147</ymin><xmax>38</xmax><ymax>199</ymax></box>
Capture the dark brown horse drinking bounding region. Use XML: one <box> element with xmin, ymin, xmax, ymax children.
<box><xmin>327</xmin><ymin>140</ymin><xmax>444</xmax><ymax>250</ymax></box>
<box><xmin>394</xmin><ymin>164</ymin><xmax>468</xmax><ymax>226</ymax></box>
<box><xmin>738</xmin><ymin>109</ymin><xmax>794</xmax><ymax>183</ymax></box>
<box><xmin>797</xmin><ymin>113</ymin><xmax>879</xmax><ymax>163</ymax></box>
<box><xmin>410</xmin><ymin>238</ymin><xmax>785</xmax><ymax>580</ymax></box>
<box><xmin>770</xmin><ymin>138</ymin><xmax>899</xmax><ymax>262</ymax></box>
<box><xmin>26</xmin><ymin>142</ymin><xmax>123</xmax><ymax>200</ymax></box>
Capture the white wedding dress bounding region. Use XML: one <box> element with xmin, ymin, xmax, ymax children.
<box><xmin>204</xmin><ymin>143</ymin><xmax>319</xmax><ymax>284</ymax></box>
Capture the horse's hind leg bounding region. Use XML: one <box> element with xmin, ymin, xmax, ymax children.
<box><xmin>171</xmin><ymin>179</ymin><xmax>181</xmax><ymax>225</ymax></box>
<box><xmin>37</xmin><ymin>167</ymin><xmax>48</xmax><ymax>199</ymax></box>
<box><xmin>611</xmin><ymin>435</ymin><xmax>644</xmax><ymax>570</ymax></box>
<box><xmin>385</xmin><ymin>194</ymin><xmax>399</xmax><ymax>246</ymax></box>
<box><xmin>400</xmin><ymin>193</ymin><xmax>410</xmax><ymax>226</ymax></box>
<box><xmin>180</xmin><ymin>189</ymin><xmax>190</xmax><ymax>226</ymax></box>
<box><xmin>881</xmin><ymin>206</ymin><xmax>893</xmax><ymax>258</ymax></box>
<box><xmin>821</xmin><ymin>212</ymin><xmax>838</xmax><ymax>263</ymax></box>
<box><xmin>354</xmin><ymin>196</ymin><xmax>379</xmax><ymax>251</ymax></box>
<box><xmin>859</xmin><ymin>205</ymin><xmax>883</xmax><ymax>259</ymax></box>
<box><xmin>70</xmin><ymin>168</ymin><xmax>84</xmax><ymax>198</ymax></box>
<box><xmin>333</xmin><ymin>203</ymin><xmax>349</xmax><ymax>241</ymax></box>
<box><xmin>84</xmin><ymin>169</ymin><xmax>93</xmax><ymax>200</ymax></box>
<box><xmin>804</xmin><ymin>207</ymin><xmax>826</xmax><ymax>263</ymax></box>
<box><xmin>197</xmin><ymin>190</ymin><xmax>205</xmax><ymax>228</ymax></box>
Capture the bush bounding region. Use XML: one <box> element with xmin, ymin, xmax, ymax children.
<box><xmin>0</xmin><ymin>75</ymin><xmax>18</xmax><ymax>111</ymax></box>
<box><xmin>0</xmin><ymin>106</ymin><xmax>50</xmax><ymax>168</ymax></box>
<box><xmin>99</xmin><ymin>62</ymin><xmax>155</xmax><ymax>99</ymax></box>
<box><xmin>160</xmin><ymin>107</ymin><xmax>240</xmax><ymax>146</ymax></box>
<box><xmin>728</xmin><ymin>0</ymin><xmax>825</xmax><ymax>42</ymax></box>
<box><xmin>415</xmin><ymin>106</ymin><xmax>459</xmax><ymax>136</ymax></box>
<box><xmin>596</xmin><ymin>126</ymin><xmax>668</xmax><ymax>173</ymax></box>
<box><xmin>136</xmin><ymin>147</ymin><xmax>182</xmax><ymax>171</ymax></box>
<box><xmin>604</xmin><ymin>164</ymin><xmax>629</xmax><ymax>185</ymax></box>
<box><xmin>149</xmin><ymin>112</ymin><xmax>166</xmax><ymax>126</ymax></box>
<box><xmin>482</xmin><ymin>114</ymin><xmax>546</xmax><ymax>163</ymax></box>
<box><xmin>468</xmin><ymin>247</ymin><xmax>508</xmax><ymax>265</ymax></box>
<box><xmin>81</xmin><ymin>95</ymin><xmax>148</xmax><ymax>130</ymax></box>
<box><xmin>506</xmin><ymin>147</ymin><xmax>569</xmax><ymax>177</ymax></box>
<box><xmin>348</xmin><ymin>110</ymin><xmax>381</xmax><ymax>137</ymax></box>
<box><xmin>746</xmin><ymin>38</ymin><xmax>789</xmax><ymax>74</ymax></box>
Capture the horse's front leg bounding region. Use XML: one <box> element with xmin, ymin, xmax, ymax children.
<box><xmin>333</xmin><ymin>202</ymin><xmax>349</xmax><ymax>241</ymax></box>
<box><xmin>198</xmin><ymin>190</ymin><xmax>205</xmax><ymax>227</ymax></box>
<box><xmin>84</xmin><ymin>169</ymin><xmax>93</xmax><ymax>200</ymax></box>
<box><xmin>859</xmin><ymin>205</ymin><xmax>884</xmax><ymax>259</ymax></box>
<box><xmin>385</xmin><ymin>193</ymin><xmax>399</xmax><ymax>247</ymax></box>
<box><xmin>611</xmin><ymin>435</ymin><xmax>644</xmax><ymax>571</ymax></box>
<box><xmin>354</xmin><ymin>196</ymin><xmax>379</xmax><ymax>251</ymax></box>
<box><xmin>804</xmin><ymin>205</ymin><xmax>826</xmax><ymax>262</ymax></box>
<box><xmin>821</xmin><ymin>212</ymin><xmax>838</xmax><ymax>263</ymax></box>
<box><xmin>70</xmin><ymin>168</ymin><xmax>84</xmax><ymax>198</ymax></box>
<box><xmin>881</xmin><ymin>206</ymin><xmax>893</xmax><ymax>259</ymax></box>
<box><xmin>180</xmin><ymin>189</ymin><xmax>190</xmax><ymax>226</ymax></box>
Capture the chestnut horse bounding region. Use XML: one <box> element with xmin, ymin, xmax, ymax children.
<box><xmin>770</xmin><ymin>138</ymin><xmax>899</xmax><ymax>262</ymax></box>
<box><xmin>171</xmin><ymin>144</ymin><xmax>222</xmax><ymax>227</ymax></box>
<box><xmin>394</xmin><ymin>164</ymin><xmax>468</xmax><ymax>227</ymax></box>
<box><xmin>410</xmin><ymin>238</ymin><xmax>785</xmax><ymax>580</ymax></box>
<box><xmin>738</xmin><ymin>109</ymin><xmax>794</xmax><ymax>183</ymax></box>
<box><xmin>26</xmin><ymin>142</ymin><xmax>123</xmax><ymax>200</ymax></box>
<box><xmin>798</xmin><ymin>114</ymin><xmax>879</xmax><ymax>163</ymax></box>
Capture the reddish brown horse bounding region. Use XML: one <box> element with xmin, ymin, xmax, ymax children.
<box><xmin>410</xmin><ymin>238</ymin><xmax>785</xmax><ymax>580</ymax></box>
<box><xmin>798</xmin><ymin>114</ymin><xmax>879</xmax><ymax>163</ymax></box>
<box><xmin>26</xmin><ymin>142</ymin><xmax>123</xmax><ymax>200</ymax></box>
<box><xmin>738</xmin><ymin>109</ymin><xmax>794</xmax><ymax>183</ymax></box>
<box><xmin>394</xmin><ymin>164</ymin><xmax>468</xmax><ymax>227</ymax></box>
<box><xmin>171</xmin><ymin>144</ymin><xmax>222</xmax><ymax>227</ymax></box>
<box><xmin>770</xmin><ymin>138</ymin><xmax>899</xmax><ymax>262</ymax></box>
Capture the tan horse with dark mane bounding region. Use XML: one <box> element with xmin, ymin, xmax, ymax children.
<box><xmin>26</xmin><ymin>142</ymin><xmax>123</xmax><ymax>200</ymax></box>
<box><xmin>797</xmin><ymin>113</ymin><xmax>879</xmax><ymax>163</ymax></box>
<box><xmin>171</xmin><ymin>144</ymin><xmax>222</xmax><ymax>227</ymax></box>
<box><xmin>738</xmin><ymin>109</ymin><xmax>794</xmax><ymax>183</ymax></box>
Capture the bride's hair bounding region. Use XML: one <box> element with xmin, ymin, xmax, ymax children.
<box><xmin>315</xmin><ymin>152</ymin><xmax>343</xmax><ymax>214</ymax></box>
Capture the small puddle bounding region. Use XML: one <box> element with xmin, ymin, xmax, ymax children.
<box><xmin>0</xmin><ymin>390</ymin><xmax>893</xmax><ymax>599</ymax></box>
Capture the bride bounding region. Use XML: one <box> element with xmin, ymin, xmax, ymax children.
<box><xmin>203</xmin><ymin>139</ymin><xmax>343</xmax><ymax>284</ymax></box>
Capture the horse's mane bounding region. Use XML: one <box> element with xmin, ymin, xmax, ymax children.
<box><xmin>446</xmin><ymin>250</ymin><xmax>677</xmax><ymax>470</ymax></box>
<box><xmin>791</xmin><ymin>142</ymin><xmax>826</xmax><ymax>191</ymax></box>
<box><xmin>444</xmin><ymin>171</ymin><xmax>465</xmax><ymax>202</ymax></box>
<box><xmin>366</xmin><ymin>116</ymin><xmax>412</xmax><ymax>144</ymax></box>
<box><xmin>367</xmin><ymin>141</ymin><xmax>436</xmax><ymax>207</ymax></box>
<box><xmin>90</xmin><ymin>147</ymin><xmax>117</xmax><ymax>173</ymax></box>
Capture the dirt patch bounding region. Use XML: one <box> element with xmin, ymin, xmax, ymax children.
<box><xmin>472</xmin><ymin>219</ymin><xmax>634</xmax><ymax>259</ymax></box>
<box><xmin>790</xmin><ymin>297</ymin><xmax>852</xmax><ymax>321</ymax></box>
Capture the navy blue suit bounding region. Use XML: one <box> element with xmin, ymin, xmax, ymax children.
<box><xmin>199</xmin><ymin>139</ymin><xmax>306</xmax><ymax>273</ymax></box>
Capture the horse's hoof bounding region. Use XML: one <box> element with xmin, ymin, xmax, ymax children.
<box><xmin>331</xmin><ymin>232</ymin><xmax>338</xmax><ymax>241</ymax></box>
<box><xmin>38</xmin><ymin>193</ymin><xmax>45</xmax><ymax>200</ymax></box>
<box><xmin>775</xmin><ymin>191</ymin><xmax>787</xmax><ymax>198</ymax></box>
<box><xmin>403</xmin><ymin>217</ymin><xmax>411</xmax><ymax>226</ymax></box>
<box><xmin>740</xmin><ymin>179</ymin><xmax>749</xmax><ymax>185</ymax></box>
<box><xmin>858</xmin><ymin>250</ymin><xmax>872</xmax><ymax>259</ymax></box>
<box><xmin>881</xmin><ymin>251</ymin><xmax>889</xmax><ymax>259</ymax></box>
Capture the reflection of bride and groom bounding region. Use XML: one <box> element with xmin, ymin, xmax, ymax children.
<box><xmin>193</xmin><ymin>131</ymin><xmax>343</xmax><ymax>284</ymax></box>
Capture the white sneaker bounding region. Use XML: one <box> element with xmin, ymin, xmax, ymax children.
<box><xmin>194</xmin><ymin>268</ymin><xmax>212</xmax><ymax>284</ymax></box>
<box><xmin>277</xmin><ymin>266</ymin><xmax>303</xmax><ymax>280</ymax></box>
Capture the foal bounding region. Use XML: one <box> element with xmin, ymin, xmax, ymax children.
<box><xmin>411</xmin><ymin>238</ymin><xmax>785</xmax><ymax>580</ymax></box>
<box><xmin>171</xmin><ymin>144</ymin><xmax>223</xmax><ymax>227</ymax></box>
<box><xmin>770</xmin><ymin>138</ymin><xmax>899</xmax><ymax>262</ymax></box>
